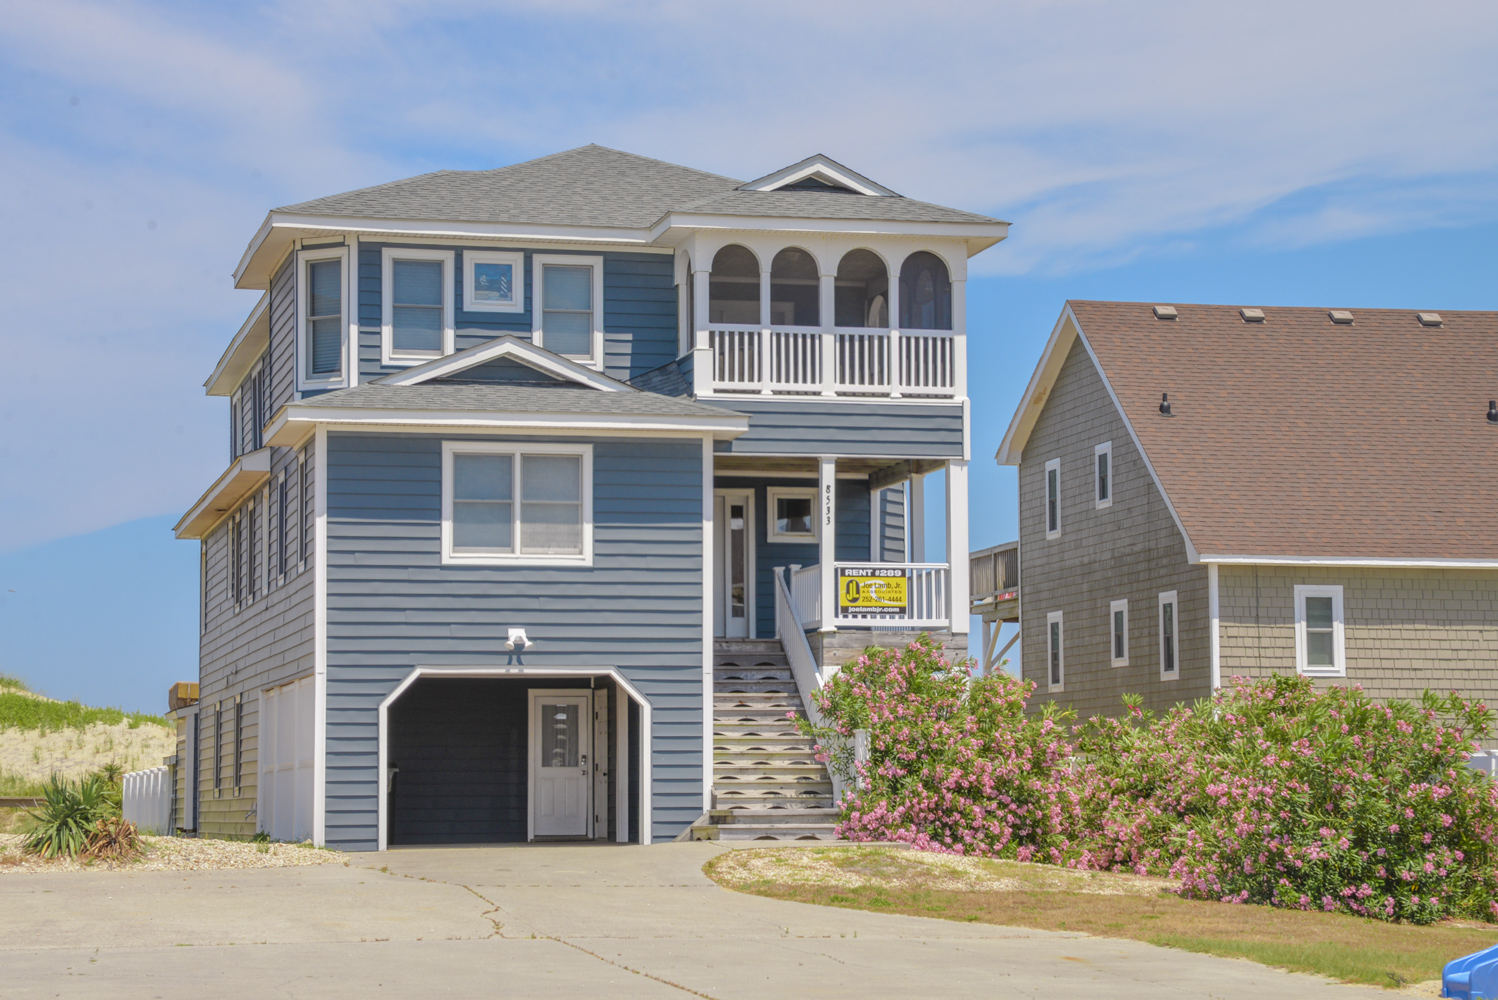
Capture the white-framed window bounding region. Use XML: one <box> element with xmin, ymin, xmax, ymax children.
<box><xmin>1295</xmin><ymin>584</ymin><xmax>1346</xmax><ymax>677</ymax></box>
<box><xmin>1159</xmin><ymin>590</ymin><xmax>1179</xmax><ymax>680</ymax></box>
<box><xmin>1044</xmin><ymin>458</ymin><xmax>1061</xmax><ymax>539</ymax></box>
<box><xmin>1109</xmin><ymin>598</ymin><xmax>1129</xmax><ymax>667</ymax></box>
<box><xmin>1046</xmin><ymin>610</ymin><xmax>1064</xmax><ymax>691</ymax></box>
<box><xmin>464</xmin><ymin>250</ymin><xmax>524</xmax><ymax>313</ymax></box>
<box><xmin>382</xmin><ymin>247</ymin><xmax>455</xmax><ymax>365</ymax></box>
<box><xmin>441</xmin><ymin>441</ymin><xmax>593</xmax><ymax>565</ymax></box>
<box><xmin>532</xmin><ymin>254</ymin><xmax>604</xmax><ymax>366</ymax></box>
<box><xmin>296</xmin><ymin>245</ymin><xmax>352</xmax><ymax>390</ymax></box>
<box><xmin>1094</xmin><ymin>441</ymin><xmax>1112</xmax><ymax>509</ymax></box>
<box><xmin>766</xmin><ymin>487</ymin><xmax>818</xmax><ymax>543</ymax></box>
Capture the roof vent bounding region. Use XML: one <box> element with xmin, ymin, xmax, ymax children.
<box><xmin>1153</xmin><ymin>305</ymin><xmax>1178</xmax><ymax>320</ymax></box>
<box><xmin>1489</xmin><ymin>400</ymin><xmax>1498</xmax><ymax>424</ymax></box>
<box><xmin>1159</xmin><ymin>393</ymin><xmax>1173</xmax><ymax>416</ymax></box>
<box><xmin>1240</xmin><ymin>308</ymin><xmax>1266</xmax><ymax>323</ymax></box>
<box><xmin>1417</xmin><ymin>312</ymin><xmax>1443</xmax><ymax>327</ymax></box>
<box><xmin>1328</xmin><ymin>310</ymin><xmax>1354</xmax><ymax>325</ymax></box>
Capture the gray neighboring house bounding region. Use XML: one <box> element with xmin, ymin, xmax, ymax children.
<box><xmin>997</xmin><ymin>301</ymin><xmax>1498</xmax><ymax>721</ymax></box>
<box><xmin>173</xmin><ymin>146</ymin><xmax>1007</xmax><ymax>850</ymax></box>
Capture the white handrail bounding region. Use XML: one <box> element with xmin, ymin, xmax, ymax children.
<box><xmin>709</xmin><ymin>325</ymin><xmax>955</xmax><ymax>398</ymax></box>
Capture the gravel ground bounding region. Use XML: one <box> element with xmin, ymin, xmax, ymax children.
<box><xmin>0</xmin><ymin>833</ymin><xmax>347</xmax><ymax>874</ymax></box>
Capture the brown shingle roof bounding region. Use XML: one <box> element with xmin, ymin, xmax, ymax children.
<box><xmin>1068</xmin><ymin>301</ymin><xmax>1498</xmax><ymax>562</ymax></box>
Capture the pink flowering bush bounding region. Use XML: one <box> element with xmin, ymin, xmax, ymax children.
<box><xmin>801</xmin><ymin>636</ymin><xmax>1498</xmax><ymax>924</ymax></box>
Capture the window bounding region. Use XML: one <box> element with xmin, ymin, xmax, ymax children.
<box><xmin>1109</xmin><ymin>599</ymin><xmax>1129</xmax><ymax>667</ymax></box>
<box><xmin>1295</xmin><ymin>585</ymin><xmax>1345</xmax><ymax>677</ymax></box>
<box><xmin>463</xmin><ymin>250</ymin><xmax>524</xmax><ymax>313</ymax></box>
<box><xmin>1044</xmin><ymin>458</ymin><xmax>1060</xmax><ymax>539</ymax></box>
<box><xmin>766</xmin><ymin>487</ymin><xmax>818</xmax><ymax>543</ymax></box>
<box><xmin>770</xmin><ymin>247</ymin><xmax>820</xmax><ymax>326</ymax></box>
<box><xmin>709</xmin><ymin>244</ymin><xmax>761</xmax><ymax>325</ymax></box>
<box><xmin>382</xmin><ymin>248</ymin><xmax>455</xmax><ymax>363</ymax></box>
<box><xmin>299</xmin><ymin>450</ymin><xmax>312</xmax><ymax>567</ymax></box>
<box><xmin>531</xmin><ymin>255</ymin><xmax>604</xmax><ymax>364</ymax></box>
<box><xmin>1094</xmin><ymin>442</ymin><xmax>1112</xmax><ymax>509</ymax></box>
<box><xmin>1046</xmin><ymin>611</ymin><xmax>1064</xmax><ymax>691</ymax></box>
<box><xmin>898</xmin><ymin>251</ymin><xmax>951</xmax><ymax>330</ymax></box>
<box><xmin>442</xmin><ymin>442</ymin><xmax>593</xmax><ymax>564</ymax></box>
<box><xmin>298</xmin><ymin>247</ymin><xmax>349</xmax><ymax>386</ymax></box>
<box><xmin>1159</xmin><ymin>590</ymin><xmax>1179</xmax><ymax>679</ymax></box>
<box><xmin>835</xmin><ymin>249</ymin><xmax>889</xmax><ymax>328</ymax></box>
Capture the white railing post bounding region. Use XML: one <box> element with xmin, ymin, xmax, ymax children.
<box><xmin>889</xmin><ymin>328</ymin><xmax>902</xmax><ymax>398</ymax></box>
<box><xmin>759</xmin><ymin>325</ymin><xmax>772</xmax><ymax>394</ymax></box>
<box><xmin>951</xmin><ymin>277</ymin><xmax>967</xmax><ymax>399</ymax></box>
<box><xmin>946</xmin><ymin>460</ymin><xmax>970</xmax><ymax>636</ymax></box>
<box><xmin>692</xmin><ymin>268</ymin><xmax>712</xmax><ymax>396</ymax></box>
<box><xmin>819</xmin><ymin>457</ymin><xmax>837</xmax><ymax>631</ymax></box>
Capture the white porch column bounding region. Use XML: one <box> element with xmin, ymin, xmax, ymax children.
<box><xmin>1208</xmin><ymin>562</ymin><xmax>1221</xmax><ymax>694</ymax></box>
<box><xmin>820</xmin><ymin>269</ymin><xmax>837</xmax><ymax>396</ymax></box>
<box><xmin>759</xmin><ymin>265</ymin><xmax>773</xmax><ymax>394</ymax></box>
<box><xmin>818</xmin><ymin>456</ymin><xmax>837</xmax><ymax>631</ymax></box>
<box><xmin>951</xmin><ymin>277</ymin><xmax>968</xmax><ymax>398</ymax></box>
<box><xmin>691</xmin><ymin>267</ymin><xmax>712</xmax><ymax>396</ymax></box>
<box><xmin>945</xmin><ymin>460</ymin><xmax>969</xmax><ymax>635</ymax></box>
<box><xmin>908</xmin><ymin>473</ymin><xmax>925</xmax><ymax>563</ymax></box>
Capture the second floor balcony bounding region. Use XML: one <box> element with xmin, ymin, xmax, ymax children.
<box><xmin>708</xmin><ymin>324</ymin><xmax>957</xmax><ymax>398</ymax></box>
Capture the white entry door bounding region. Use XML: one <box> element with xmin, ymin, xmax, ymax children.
<box><xmin>714</xmin><ymin>491</ymin><xmax>753</xmax><ymax>638</ymax></box>
<box><xmin>530</xmin><ymin>691</ymin><xmax>592</xmax><ymax>838</ymax></box>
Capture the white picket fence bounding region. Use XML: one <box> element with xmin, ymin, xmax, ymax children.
<box><xmin>123</xmin><ymin>765</ymin><xmax>172</xmax><ymax>835</ymax></box>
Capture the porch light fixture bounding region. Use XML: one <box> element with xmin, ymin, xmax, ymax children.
<box><xmin>1153</xmin><ymin>305</ymin><xmax>1177</xmax><ymax>320</ymax></box>
<box><xmin>505</xmin><ymin>628</ymin><xmax>534</xmax><ymax>651</ymax></box>
<box><xmin>1240</xmin><ymin>308</ymin><xmax>1265</xmax><ymax>323</ymax></box>
<box><xmin>1159</xmin><ymin>393</ymin><xmax>1172</xmax><ymax>416</ymax></box>
<box><xmin>1489</xmin><ymin>400</ymin><xmax>1497</xmax><ymax>424</ymax></box>
<box><xmin>1328</xmin><ymin>310</ymin><xmax>1354</xmax><ymax>325</ymax></box>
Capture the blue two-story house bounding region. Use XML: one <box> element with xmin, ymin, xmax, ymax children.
<box><xmin>174</xmin><ymin>146</ymin><xmax>1007</xmax><ymax>850</ymax></box>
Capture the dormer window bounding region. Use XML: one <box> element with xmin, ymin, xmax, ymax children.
<box><xmin>382</xmin><ymin>248</ymin><xmax>454</xmax><ymax>365</ymax></box>
<box><xmin>297</xmin><ymin>245</ymin><xmax>350</xmax><ymax>388</ymax></box>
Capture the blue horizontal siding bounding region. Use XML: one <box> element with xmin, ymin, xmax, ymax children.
<box><xmin>709</xmin><ymin>399</ymin><xmax>965</xmax><ymax>458</ymax></box>
<box><xmin>323</xmin><ymin>431</ymin><xmax>704</xmax><ymax>850</ymax></box>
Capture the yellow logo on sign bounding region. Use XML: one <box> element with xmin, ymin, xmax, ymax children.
<box><xmin>840</xmin><ymin>574</ymin><xmax>908</xmax><ymax>610</ymax></box>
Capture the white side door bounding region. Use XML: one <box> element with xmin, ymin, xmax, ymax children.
<box><xmin>714</xmin><ymin>490</ymin><xmax>753</xmax><ymax>639</ymax></box>
<box><xmin>260</xmin><ymin>676</ymin><xmax>314</xmax><ymax>843</ymax></box>
<box><xmin>530</xmin><ymin>691</ymin><xmax>592</xmax><ymax>838</ymax></box>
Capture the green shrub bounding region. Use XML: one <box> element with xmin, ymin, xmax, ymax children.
<box><xmin>0</xmin><ymin>692</ymin><xmax>169</xmax><ymax>733</ymax></box>
<box><xmin>23</xmin><ymin>775</ymin><xmax>114</xmax><ymax>859</ymax></box>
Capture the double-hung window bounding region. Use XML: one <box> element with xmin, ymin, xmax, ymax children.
<box><xmin>382</xmin><ymin>248</ymin><xmax>454</xmax><ymax>364</ymax></box>
<box><xmin>1159</xmin><ymin>590</ymin><xmax>1179</xmax><ymax>680</ymax></box>
<box><xmin>1046</xmin><ymin>610</ymin><xmax>1064</xmax><ymax>691</ymax></box>
<box><xmin>1109</xmin><ymin>598</ymin><xmax>1129</xmax><ymax>667</ymax></box>
<box><xmin>442</xmin><ymin>442</ymin><xmax>593</xmax><ymax>565</ymax></box>
<box><xmin>1044</xmin><ymin>458</ymin><xmax>1061</xmax><ymax>539</ymax></box>
<box><xmin>298</xmin><ymin>246</ymin><xmax>350</xmax><ymax>388</ymax></box>
<box><xmin>1295</xmin><ymin>585</ymin><xmax>1345</xmax><ymax>677</ymax></box>
<box><xmin>532</xmin><ymin>254</ymin><xmax>604</xmax><ymax>366</ymax></box>
<box><xmin>1094</xmin><ymin>442</ymin><xmax>1112</xmax><ymax>509</ymax></box>
<box><xmin>464</xmin><ymin>250</ymin><xmax>524</xmax><ymax>313</ymax></box>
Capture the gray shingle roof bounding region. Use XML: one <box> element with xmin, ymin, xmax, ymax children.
<box><xmin>274</xmin><ymin>145</ymin><xmax>1005</xmax><ymax>230</ymax></box>
<box><xmin>292</xmin><ymin>381</ymin><xmax>741</xmax><ymax>420</ymax></box>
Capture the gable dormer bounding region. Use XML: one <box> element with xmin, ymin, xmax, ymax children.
<box><xmin>373</xmin><ymin>335</ymin><xmax>633</xmax><ymax>392</ymax></box>
<box><xmin>736</xmin><ymin>154</ymin><xmax>901</xmax><ymax>197</ymax></box>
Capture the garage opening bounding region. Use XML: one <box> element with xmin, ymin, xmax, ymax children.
<box><xmin>384</xmin><ymin>675</ymin><xmax>634</xmax><ymax>847</ymax></box>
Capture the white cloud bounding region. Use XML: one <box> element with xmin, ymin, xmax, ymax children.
<box><xmin>0</xmin><ymin>0</ymin><xmax>1494</xmax><ymax>549</ymax></box>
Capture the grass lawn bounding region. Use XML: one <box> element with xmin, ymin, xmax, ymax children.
<box><xmin>705</xmin><ymin>847</ymin><xmax>1498</xmax><ymax>991</ymax></box>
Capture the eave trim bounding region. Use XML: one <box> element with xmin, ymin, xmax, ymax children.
<box><xmin>173</xmin><ymin>448</ymin><xmax>273</xmax><ymax>539</ymax></box>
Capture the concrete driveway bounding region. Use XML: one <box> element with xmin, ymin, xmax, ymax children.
<box><xmin>0</xmin><ymin>841</ymin><xmax>1395</xmax><ymax>999</ymax></box>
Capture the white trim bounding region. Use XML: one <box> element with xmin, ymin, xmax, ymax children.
<box><xmin>1208</xmin><ymin>564</ymin><xmax>1221</xmax><ymax>692</ymax></box>
<box><xmin>701</xmin><ymin>435</ymin><xmax>714</xmax><ymax>812</ymax></box>
<box><xmin>380</xmin><ymin>247</ymin><xmax>455</xmax><ymax>365</ymax></box>
<box><xmin>1158</xmin><ymin>590</ymin><xmax>1179</xmax><ymax>681</ymax></box>
<box><xmin>174</xmin><ymin>448</ymin><xmax>272</xmax><ymax>539</ymax></box>
<box><xmin>1094</xmin><ymin>441</ymin><xmax>1113</xmax><ymax>510</ymax></box>
<box><xmin>1202</xmin><ymin>554</ymin><xmax>1498</xmax><ymax>569</ymax></box>
<box><xmin>1044</xmin><ymin>458</ymin><xmax>1061</xmax><ymax>539</ymax></box>
<box><xmin>1109</xmin><ymin>598</ymin><xmax>1129</xmax><ymax>668</ymax></box>
<box><xmin>440</xmin><ymin>441</ymin><xmax>594</xmax><ymax>566</ymax></box>
<box><xmin>1294</xmin><ymin>584</ymin><xmax>1346</xmax><ymax>678</ymax></box>
<box><xmin>766</xmin><ymin>486</ymin><xmax>819</xmax><ymax>543</ymax></box>
<box><xmin>739</xmin><ymin>154</ymin><xmax>900</xmax><ymax>197</ymax></box>
<box><xmin>375</xmin><ymin>665</ymin><xmax>653</xmax><ymax>850</ymax></box>
<box><xmin>528</xmin><ymin>688</ymin><xmax>594</xmax><ymax>840</ymax></box>
<box><xmin>713</xmin><ymin>488</ymin><xmax>757</xmax><ymax>639</ymax></box>
<box><xmin>295</xmin><ymin>245</ymin><xmax>352</xmax><ymax>393</ymax></box>
<box><xmin>463</xmin><ymin>249</ymin><xmax>525</xmax><ymax>313</ymax></box>
<box><xmin>205</xmin><ymin>293</ymin><xmax>269</xmax><ymax>395</ymax></box>
<box><xmin>266</xmin><ymin>410</ymin><xmax>747</xmax><ymax>448</ymax></box>
<box><xmin>818</xmin><ymin>457</ymin><xmax>837</xmax><ymax>633</ymax></box>
<box><xmin>374</xmin><ymin>335</ymin><xmax>628</xmax><ymax>391</ymax></box>
<box><xmin>532</xmin><ymin>253</ymin><xmax>605</xmax><ymax>367</ymax></box>
<box><xmin>1046</xmin><ymin>610</ymin><xmax>1064</xmax><ymax>692</ymax></box>
<box><xmin>652</xmin><ymin>214</ymin><xmax>1008</xmax><ymax>251</ymax></box>
<box><xmin>312</xmin><ymin>425</ymin><xmax>328</xmax><ymax>846</ymax></box>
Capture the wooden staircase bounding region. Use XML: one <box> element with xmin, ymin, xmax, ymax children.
<box><xmin>691</xmin><ymin>639</ymin><xmax>840</xmax><ymax>841</ymax></box>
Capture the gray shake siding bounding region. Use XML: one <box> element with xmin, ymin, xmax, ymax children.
<box><xmin>1019</xmin><ymin>339</ymin><xmax>1209</xmax><ymax>718</ymax></box>
<box><xmin>355</xmin><ymin>244</ymin><xmax>677</xmax><ymax>386</ymax></box>
<box><xmin>323</xmin><ymin>431</ymin><xmax>705</xmax><ymax>850</ymax></box>
<box><xmin>710</xmin><ymin>399</ymin><xmax>964</xmax><ymax>457</ymax></box>
<box><xmin>197</xmin><ymin>439</ymin><xmax>316</xmax><ymax>837</ymax></box>
<box><xmin>1219</xmin><ymin>565</ymin><xmax>1498</xmax><ymax>707</ymax></box>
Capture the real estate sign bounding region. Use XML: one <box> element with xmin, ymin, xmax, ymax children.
<box><xmin>838</xmin><ymin>566</ymin><xmax>909</xmax><ymax>617</ymax></box>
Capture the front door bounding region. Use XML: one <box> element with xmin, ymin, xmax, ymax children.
<box><xmin>714</xmin><ymin>491</ymin><xmax>753</xmax><ymax>638</ymax></box>
<box><xmin>530</xmin><ymin>691</ymin><xmax>591</xmax><ymax>838</ymax></box>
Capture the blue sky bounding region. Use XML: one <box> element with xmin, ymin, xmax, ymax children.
<box><xmin>0</xmin><ymin>1</ymin><xmax>1495</xmax><ymax>711</ymax></box>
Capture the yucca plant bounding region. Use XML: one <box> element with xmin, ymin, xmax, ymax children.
<box><xmin>22</xmin><ymin>775</ymin><xmax>112</xmax><ymax>859</ymax></box>
<box><xmin>83</xmin><ymin>814</ymin><xmax>140</xmax><ymax>861</ymax></box>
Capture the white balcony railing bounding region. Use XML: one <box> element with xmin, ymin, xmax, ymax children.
<box><xmin>709</xmin><ymin>326</ymin><xmax>956</xmax><ymax>398</ymax></box>
<box><xmin>784</xmin><ymin>562</ymin><xmax>951</xmax><ymax>630</ymax></box>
